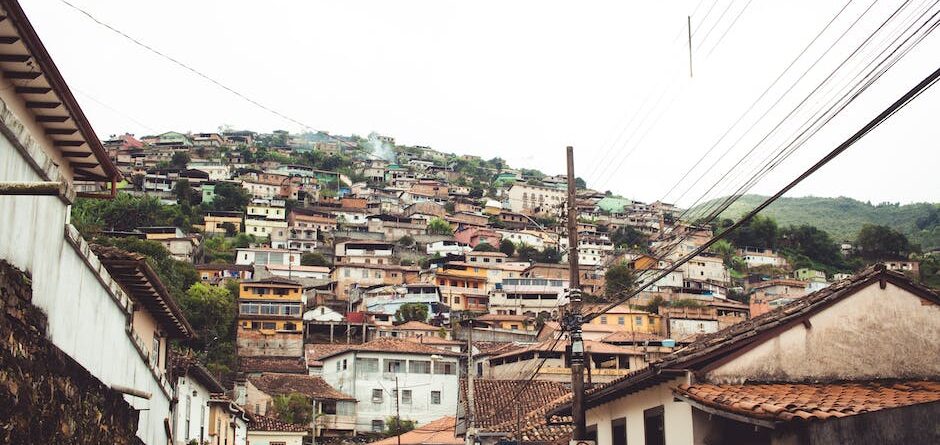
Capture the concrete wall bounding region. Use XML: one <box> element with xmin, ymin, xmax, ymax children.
<box><xmin>0</xmin><ymin>260</ymin><xmax>140</xmax><ymax>445</ymax></box>
<box><xmin>0</xmin><ymin>101</ymin><xmax>173</xmax><ymax>444</ymax></box>
<box><xmin>173</xmin><ymin>375</ymin><xmax>212</xmax><ymax>445</ymax></box>
<box><xmin>707</xmin><ymin>282</ymin><xmax>940</xmax><ymax>383</ymax></box>
<box><xmin>586</xmin><ymin>377</ymin><xmax>694</xmax><ymax>445</ymax></box>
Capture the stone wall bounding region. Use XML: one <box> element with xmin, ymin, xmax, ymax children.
<box><xmin>0</xmin><ymin>260</ymin><xmax>142</xmax><ymax>445</ymax></box>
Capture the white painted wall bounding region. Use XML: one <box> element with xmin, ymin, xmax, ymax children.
<box><xmin>246</xmin><ymin>431</ymin><xmax>305</xmax><ymax>445</ymax></box>
<box><xmin>321</xmin><ymin>350</ymin><xmax>460</xmax><ymax>430</ymax></box>
<box><xmin>585</xmin><ymin>377</ymin><xmax>694</xmax><ymax>445</ymax></box>
<box><xmin>173</xmin><ymin>376</ymin><xmax>211</xmax><ymax>445</ymax></box>
<box><xmin>0</xmin><ymin>103</ymin><xmax>172</xmax><ymax>445</ymax></box>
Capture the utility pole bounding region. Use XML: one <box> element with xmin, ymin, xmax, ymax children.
<box><xmin>688</xmin><ymin>15</ymin><xmax>693</xmax><ymax>78</ymax></box>
<box><xmin>395</xmin><ymin>377</ymin><xmax>402</xmax><ymax>445</ymax></box>
<box><xmin>465</xmin><ymin>317</ymin><xmax>476</xmax><ymax>445</ymax></box>
<box><xmin>565</xmin><ymin>146</ymin><xmax>587</xmax><ymax>441</ymax></box>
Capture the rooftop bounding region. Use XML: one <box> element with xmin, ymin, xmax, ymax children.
<box><xmin>317</xmin><ymin>337</ymin><xmax>463</xmax><ymax>360</ymax></box>
<box><xmin>239</xmin><ymin>355</ymin><xmax>307</xmax><ymax>374</ymax></box>
<box><xmin>369</xmin><ymin>416</ymin><xmax>460</xmax><ymax>445</ymax></box>
<box><xmin>247</xmin><ymin>413</ymin><xmax>308</xmax><ymax>433</ymax></box>
<box><xmin>249</xmin><ymin>373</ymin><xmax>355</xmax><ymax>401</ymax></box>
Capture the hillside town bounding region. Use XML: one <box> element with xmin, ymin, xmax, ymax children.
<box><xmin>1</xmin><ymin>1</ymin><xmax>940</xmax><ymax>445</ymax></box>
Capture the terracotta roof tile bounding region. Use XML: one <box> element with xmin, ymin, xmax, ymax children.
<box><xmin>240</xmin><ymin>355</ymin><xmax>307</xmax><ymax>374</ymax></box>
<box><xmin>247</xmin><ymin>413</ymin><xmax>309</xmax><ymax>433</ymax></box>
<box><xmin>369</xmin><ymin>416</ymin><xmax>461</xmax><ymax>445</ymax></box>
<box><xmin>601</xmin><ymin>331</ymin><xmax>666</xmax><ymax>343</ymax></box>
<box><xmin>675</xmin><ymin>381</ymin><xmax>940</xmax><ymax>422</ymax></box>
<box><xmin>473</xmin><ymin>342</ymin><xmax>525</xmax><ymax>357</ymax></box>
<box><xmin>318</xmin><ymin>337</ymin><xmax>464</xmax><ymax>361</ymax></box>
<box><xmin>249</xmin><ymin>372</ymin><xmax>355</xmax><ymax>401</ymax></box>
<box><xmin>492</xmin><ymin>339</ymin><xmax>642</xmax><ymax>360</ymax></box>
<box><xmin>459</xmin><ymin>379</ymin><xmax>573</xmax><ymax>443</ymax></box>
<box><xmin>304</xmin><ymin>343</ymin><xmax>349</xmax><ymax>367</ymax></box>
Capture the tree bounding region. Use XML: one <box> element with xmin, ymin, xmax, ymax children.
<box><xmin>272</xmin><ymin>393</ymin><xmax>313</xmax><ymax>425</ymax></box>
<box><xmin>211</xmin><ymin>182</ymin><xmax>250</xmax><ymax>212</ymax></box>
<box><xmin>178</xmin><ymin>283</ymin><xmax>236</xmax><ymax>365</ymax></box>
<box><xmin>605</xmin><ymin>262</ymin><xmax>635</xmax><ymax>297</ymax></box>
<box><xmin>516</xmin><ymin>245</ymin><xmax>539</xmax><ymax>262</ymax></box>
<box><xmin>384</xmin><ymin>416</ymin><xmax>416</xmax><ymax>437</ymax></box>
<box><xmin>301</xmin><ymin>252</ymin><xmax>330</xmax><ymax>267</ymax></box>
<box><xmin>610</xmin><ymin>226</ymin><xmax>649</xmax><ymax>250</ymax></box>
<box><xmin>172</xmin><ymin>179</ymin><xmax>200</xmax><ymax>206</ymax></box>
<box><xmin>778</xmin><ymin>225</ymin><xmax>841</xmax><ymax>266</ymax></box>
<box><xmin>473</xmin><ymin>242</ymin><xmax>496</xmax><ymax>252</ymax></box>
<box><xmin>575</xmin><ymin>177</ymin><xmax>587</xmax><ymax>189</ymax></box>
<box><xmin>727</xmin><ymin>215</ymin><xmax>778</xmax><ymax>250</ymax></box>
<box><xmin>708</xmin><ymin>239</ymin><xmax>736</xmax><ymax>268</ymax></box>
<box><xmin>642</xmin><ymin>295</ymin><xmax>665</xmax><ymax>313</ymax></box>
<box><xmin>220</xmin><ymin>222</ymin><xmax>238</xmax><ymax>237</ymax></box>
<box><xmin>395</xmin><ymin>303</ymin><xmax>429</xmax><ymax>323</ymax></box>
<box><xmin>426</xmin><ymin>218</ymin><xmax>453</xmax><ymax>236</ymax></box>
<box><xmin>170</xmin><ymin>151</ymin><xmax>191</xmax><ymax>169</ymax></box>
<box><xmin>499</xmin><ymin>239</ymin><xmax>516</xmax><ymax>257</ymax></box>
<box><xmin>536</xmin><ymin>247</ymin><xmax>562</xmax><ymax>263</ymax></box>
<box><xmin>856</xmin><ymin>224</ymin><xmax>910</xmax><ymax>260</ymax></box>
<box><xmin>398</xmin><ymin>235</ymin><xmax>415</xmax><ymax>247</ymax></box>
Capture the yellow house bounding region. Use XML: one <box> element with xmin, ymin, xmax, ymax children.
<box><xmin>237</xmin><ymin>277</ymin><xmax>304</xmax><ymax>357</ymax></box>
<box><xmin>583</xmin><ymin>303</ymin><xmax>663</xmax><ymax>335</ymax></box>
<box><xmin>208</xmin><ymin>395</ymin><xmax>248</xmax><ymax>445</ymax></box>
<box><xmin>432</xmin><ymin>264</ymin><xmax>488</xmax><ymax>312</ymax></box>
<box><xmin>475</xmin><ymin>313</ymin><xmax>536</xmax><ymax>331</ymax></box>
<box><xmin>204</xmin><ymin>210</ymin><xmax>243</xmax><ymax>234</ymax></box>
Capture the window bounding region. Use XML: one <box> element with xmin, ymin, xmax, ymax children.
<box><xmin>618</xmin><ymin>316</ymin><xmax>625</xmax><ymax>325</ymax></box>
<box><xmin>372</xmin><ymin>419</ymin><xmax>384</xmax><ymax>432</ymax></box>
<box><xmin>635</xmin><ymin>316</ymin><xmax>643</xmax><ymax>326</ymax></box>
<box><xmin>600</xmin><ymin>316</ymin><xmax>607</xmax><ymax>325</ymax></box>
<box><xmin>434</xmin><ymin>362</ymin><xmax>456</xmax><ymax>375</ymax></box>
<box><xmin>262</xmin><ymin>322</ymin><xmax>276</xmax><ymax>329</ymax></box>
<box><xmin>612</xmin><ymin>417</ymin><xmax>626</xmax><ymax>445</ymax></box>
<box><xmin>343</xmin><ymin>359</ymin><xmax>348</xmax><ymax>370</ymax></box>
<box><xmin>385</xmin><ymin>359</ymin><xmax>405</xmax><ymax>373</ymax></box>
<box><xmin>644</xmin><ymin>406</ymin><xmax>665</xmax><ymax>445</ymax></box>
<box><xmin>409</xmin><ymin>360</ymin><xmax>431</xmax><ymax>374</ymax></box>
<box><xmin>431</xmin><ymin>391</ymin><xmax>441</xmax><ymax>405</ymax></box>
<box><xmin>336</xmin><ymin>361</ymin><xmax>341</xmax><ymax>371</ymax></box>
<box><xmin>402</xmin><ymin>390</ymin><xmax>412</xmax><ymax>404</ymax></box>
<box><xmin>454</xmin><ymin>296</ymin><xmax>461</xmax><ymax>304</ymax></box>
<box><xmin>151</xmin><ymin>335</ymin><xmax>161</xmax><ymax>368</ymax></box>
<box><xmin>372</xmin><ymin>389</ymin><xmax>384</xmax><ymax>403</ymax></box>
<box><xmin>283</xmin><ymin>322</ymin><xmax>296</xmax><ymax>331</ymax></box>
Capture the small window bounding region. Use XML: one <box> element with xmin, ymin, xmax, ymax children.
<box><xmin>409</xmin><ymin>360</ymin><xmax>431</xmax><ymax>374</ymax></box>
<box><xmin>434</xmin><ymin>362</ymin><xmax>456</xmax><ymax>375</ymax></box>
<box><xmin>600</xmin><ymin>316</ymin><xmax>607</xmax><ymax>325</ymax></box>
<box><xmin>371</xmin><ymin>419</ymin><xmax>384</xmax><ymax>432</ymax></box>
<box><xmin>372</xmin><ymin>389</ymin><xmax>383</xmax><ymax>403</ymax></box>
<box><xmin>635</xmin><ymin>316</ymin><xmax>643</xmax><ymax>326</ymax></box>
<box><xmin>431</xmin><ymin>391</ymin><xmax>441</xmax><ymax>405</ymax></box>
<box><xmin>402</xmin><ymin>390</ymin><xmax>412</xmax><ymax>404</ymax></box>
<box><xmin>618</xmin><ymin>316</ymin><xmax>625</xmax><ymax>325</ymax></box>
<box><xmin>385</xmin><ymin>359</ymin><xmax>405</xmax><ymax>373</ymax></box>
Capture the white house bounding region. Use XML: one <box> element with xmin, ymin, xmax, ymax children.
<box><xmin>319</xmin><ymin>338</ymin><xmax>462</xmax><ymax>431</ymax></box>
<box><xmin>549</xmin><ymin>265</ymin><xmax>940</xmax><ymax>445</ymax></box>
<box><xmin>506</xmin><ymin>183</ymin><xmax>566</xmax><ymax>215</ymax></box>
<box><xmin>304</xmin><ymin>305</ymin><xmax>345</xmax><ymax>322</ymax></box>
<box><xmin>236</xmin><ymin>248</ymin><xmax>302</xmax><ymax>267</ymax></box>
<box><xmin>170</xmin><ymin>356</ymin><xmax>226</xmax><ymax>445</ymax></box>
<box><xmin>247</xmin><ymin>415</ymin><xmax>308</xmax><ymax>445</ymax></box>
<box><xmin>0</xmin><ymin>5</ymin><xmax>188</xmax><ymax>442</ymax></box>
<box><xmin>426</xmin><ymin>239</ymin><xmax>472</xmax><ymax>256</ymax></box>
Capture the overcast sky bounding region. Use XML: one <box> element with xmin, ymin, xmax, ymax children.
<box><xmin>22</xmin><ymin>0</ymin><xmax>940</xmax><ymax>206</ymax></box>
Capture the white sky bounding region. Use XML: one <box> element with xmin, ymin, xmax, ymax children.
<box><xmin>22</xmin><ymin>0</ymin><xmax>940</xmax><ymax>205</ymax></box>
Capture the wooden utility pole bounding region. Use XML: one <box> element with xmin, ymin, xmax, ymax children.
<box><xmin>465</xmin><ymin>318</ymin><xmax>476</xmax><ymax>445</ymax></box>
<box><xmin>565</xmin><ymin>146</ymin><xmax>587</xmax><ymax>441</ymax></box>
<box><xmin>688</xmin><ymin>15</ymin><xmax>694</xmax><ymax>78</ymax></box>
<box><xmin>395</xmin><ymin>377</ymin><xmax>402</xmax><ymax>445</ymax></box>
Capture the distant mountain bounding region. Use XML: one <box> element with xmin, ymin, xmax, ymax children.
<box><xmin>704</xmin><ymin>195</ymin><xmax>940</xmax><ymax>250</ymax></box>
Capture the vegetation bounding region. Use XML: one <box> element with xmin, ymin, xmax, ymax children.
<box><xmin>604</xmin><ymin>262</ymin><xmax>635</xmax><ymax>298</ymax></box>
<box><xmin>473</xmin><ymin>242</ymin><xmax>496</xmax><ymax>252</ymax></box>
<box><xmin>301</xmin><ymin>252</ymin><xmax>331</xmax><ymax>267</ymax></box>
<box><xmin>710</xmin><ymin>195</ymin><xmax>940</xmax><ymax>250</ymax></box>
<box><xmin>498</xmin><ymin>239</ymin><xmax>516</xmax><ymax>257</ymax></box>
<box><xmin>178</xmin><ymin>283</ymin><xmax>237</xmax><ymax>373</ymax></box>
<box><xmin>170</xmin><ymin>151</ymin><xmax>190</xmax><ymax>169</ymax></box>
<box><xmin>384</xmin><ymin>416</ymin><xmax>416</xmax><ymax>437</ymax></box>
<box><xmin>395</xmin><ymin>303</ymin><xmax>429</xmax><ymax>323</ymax></box>
<box><xmin>272</xmin><ymin>393</ymin><xmax>314</xmax><ymax>425</ymax></box>
<box><xmin>426</xmin><ymin>218</ymin><xmax>454</xmax><ymax>236</ymax></box>
<box><xmin>856</xmin><ymin>224</ymin><xmax>911</xmax><ymax>260</ymax></box>
<box><xmin>610</xmin><ymin>226</ymin><xmax>649</xmax><ymax>250</ymax></box>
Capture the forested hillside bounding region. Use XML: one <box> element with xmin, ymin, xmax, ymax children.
<box><xmin>710</xmin><ymin>195</ymin><xmax>940</xmax><ymax>250</ymax></box>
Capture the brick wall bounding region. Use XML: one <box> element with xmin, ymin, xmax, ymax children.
<box><xmin>0</xmin><ymin>260</ymin><xmax>142</xmax><ymax>445</ymax></box>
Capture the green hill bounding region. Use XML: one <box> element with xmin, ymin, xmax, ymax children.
<box><xmin>702</xmin><ymin>195</ymin><xmax>940</xmax><ymax>250</ymax></box>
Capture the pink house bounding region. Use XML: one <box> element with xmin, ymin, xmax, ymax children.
<box><xmin>454</xmin><ymin>226</ymin><xmax>503</xmax><ymax>248</ymax></box>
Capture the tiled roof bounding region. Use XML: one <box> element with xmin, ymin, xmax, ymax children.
<box><xmin>369</xmin><ymin>416</ymin><xmax>461</xmax><ymax>445</ymax></box>
<box><xmin>553</xmin><ymin>265</ymin><xmax>940</xmax><ymax>416</ymax></box>
<box><xmin>240</xmin><ymin>355</ymin><xmax>307</xmax><ymax>374</ymax></box>
<box><xmin>406</xmin><ymin>336</ymin><xmax>464</xmax><ymax>347</ymax></box>
<box><xmin>383</xmin><ymin>321</ymin><xmax>441</xmax><ymax>331</ymax></box>
<box><xmin>475</xmin><ymin>313</ymin><xmax>532</xmax><ymax>322</ymax></box>
<box><xmin>243</xmin><ymin>276</ymin><xmax>302</xmax><ymax>286</ymax></box>
<box><xmin>675</xmin><ymin>381</ymin><xmax>940</xmax><ymax>422</ymax></box>
<box><xmin>317</xmin><ymin>337</ymin><xmax>464</xmax><ymax>361</ymax></box>
<box><xmin>249</xmin><ymin>373</ymin><xmax>355</xmax><ymax>401</ymax></box>
<box><xmin>473</xmin><ymin>342</ymin><xmax>525</xmax><ymax>357</ymax></box>
<box><xmin>170</xmin><ymin>354</ymin><xmax>225</xmax><ymax>393</ymax></box>
<box><xmin>492</xmin><ymin>339</ymin><xmax>642</xmax><ymax>360</ymax></box>
<box><xmin>247</xmin><ymin>413</ymin><xmax>309</xmax><ymax>433</ymax></box>
<box><xmin>601</xmin><ymin>331</ymin><xmax>666</xmax><ymax>343</ymax></box>
<box><xmin>304</xmin><ymin>343</ymin><xmax>349</xmax><ymax>367</ymax></box>
<box><xmin>460</xmin><ymin>379</ymin><xmax>573</xmax><ymax>443</ymax></box>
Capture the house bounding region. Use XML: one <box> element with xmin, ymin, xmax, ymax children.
<box><xmin>431</xmin><ymin>263</ymin><xmax>489</xmax><ymax>313</ymax></box>
<box><xmin>474</xmin><ymin>313</ymin><xmax>535</xmax><ymax>331</ymax></box>
<box><xmin>236</xmin><ymin>277</ymin><xmax>304</xmax><ymax>357</ymax></box>
<box><xmin>196</xmin><ymin>263</ymin><xmax>254</xmax><ymax>285</ymax></box>
<box><xmin>454</xmin><ymin>226</ymin><xmax>502</xmax><ymax>249</ymax></box>
<box><xmin>319</xmin><ymin>338</ymin><xmax>463</xmax><ymax>429</ymax></box>
<box><xmin>332</xmin><ymin>263</ymin><xmax>420</xmax><ymax>300</ymax></box>
<box><xmin>246</xmin><ymin>414</ymin><xmax>308</xmax><ymax>445</ymax></box>
<box><xmin>137</xmin><ymin>226</ymin><xmax>200</xmax><ymax>262</ymax></box>
<box><xmin>370</xmin><ymin>416</ymin><xmax>462</xmax><ymax>445</ymax></box>
<box><xmin>884</xmin><ymin>260</ymin><xmax>920</xmax><ymax>276</ymax></box>
<box><xmin>375</xmin><ymin>320</ymin><xmax>444</xmax><ymax>339</ymax></box>
<box><xmin>244</xmin><ymin>373</ymin><xmax>356</xmax><ymax>438</ymax></box>
<box><xmin>246</xmin><ymin>199</ymin><xmax>288</xmax><ymax>239</ymax></box>
<box><xmin>506</xmin><ymin>183</ymin><xmax>566</xmax><ymax>215</ymax></box>
<box><xmin>208</xmin><ymin>395</ymin><xmax>249</xmax><ymax>445</ymax></box>
<box><xmin>738</xmin><ymin>247</ymin><xmax>788</xmax><ymax>268</ymax></box>
<box><xmin>583</xmin><ymin>303</ymin><xmax>663</xmax><ymax>335</ymax></box>
<box><xmin>486</xmin><ymin>338</ymin><xmax>645</xmax><ymax>383</ymax></box>
<box><xmin>550</xmin><ymin>265</ymin><xmax>940</xmax><ymax>445</ymax></box>
<box><xmin>488</xmin><ymin>277</ymin><xmax>569</xmax><ymax>318</ymax></box>
<box><xmin>0</xmin><ymin>3</ymin><xmax>210</xmax><ymax>440</ymax></box>
<box><xmin>795</xmin><ymin>267</ymin><xmax>827</xmax><ymax>282</ymax></box>
<box><xmin>170</xmin><ymin>355</ymin><xmax>226</xmax><ymax>445</ymax></box>
<box><xmin>426</xmin><ymin>239</ymin><xmax>472</xmax><ymax>256</ymax></box>
<box><xmin>335</xmin><ymin>240</ymin><xmax>395</xmax><ymax>264</ymax></box>
<box><xmin>456</xmin><ymin>379</ymin><xmax>572</xmax><ymax>445</ymax></box>
<box><xmin>236</xmin><ymin>248</ymin><xmax>302</xmax><ymax>267</ymax></box>
<box><xmin>204</xmin><ymin>210</ymin><xmax>243</xmax><ymax>234</ymax></box>
<box><xmin>368</xmin><ymin>215</ymin><xmax>426</xmax><ymax>239</ymax></box>
<box><xmin>362</xmin><ymin>284</ymin><xmax>449</xmax><ymax>324</ymax></box>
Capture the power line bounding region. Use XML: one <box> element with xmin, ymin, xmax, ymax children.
<box><xmin>586</xmin><ymin>59</ymin><xmax>940</xmax><ymax>322</ymax></box>
<box><xmin>56</xmin><ymin>0</ymin><xmax>353</xmax><ymax>146</ymax></box>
